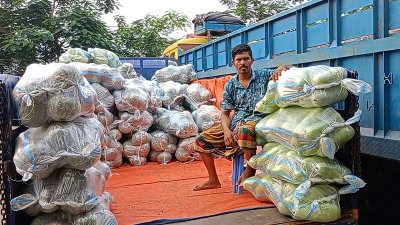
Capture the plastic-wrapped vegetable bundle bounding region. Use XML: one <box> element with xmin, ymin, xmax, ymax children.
<box><xmin>95</xmin><ymin>101</ymin><xmax>115</xmax><ymax>128</ymax></box>
<box><xmin>184</xmin><ymin>83</ymin><xmax>213</xmax><ymax>111</ymax></box>
<box><xmin>255</xmin><ymin>65</ymin><xmax>372</xmax><ymax>114</ymax></box>
<box><xmin>59</xmin><ymin>48</ymin><xmax>94</xmax><ymax>64</ymax></box>
<box><xmin>242</xmin><ymin>174</ymin><xmax>272</xmax><ymax>203</ymax></box>
<box><xmin>14</xmin><ymin>117</ymin><xmax>103</xmax><ymax>181</ymax></box>
<box><xmin>102</xmin><ymin>136</ymin><xmax>123</xmax><ymax>163</ymax></box>
<box><xmin>149</xmin><ymin>150</ymin><xmax>173</xmax><ymax>165</ymax></box>
<box><xmin>248</xmin><ymin>143</ymin><xmax>366</xmax><ymax>195</ymax></box>
<box><xmin>117</xmin><ymin>111</ymin><xmax>153</xmax><ymax>134</ymax></box>
<box><xmin>123</xmin><ymin>131</ymin><xmax>152</xmax><ymax>166</ymax></box>
<box><xmin>150</xmin><ymin>130</ymin><xmax>177</xmax><ymax>152</ymax></box>
<box><xmin>72</xmin><ymin>62</ymin><xmax>125</xmax><ymax>90</ymax></box>
<box><xmin>88</xmin><ymin>47</ymin><xmax>121</xmax><ymax>68</ymax></box>
<box><xmin>10</xmin><ymin>167</ymin><xmax>106</xmax><ymax>216</ymax></box>
<box><xmin>31</xmin><ymin>192</ymin><xmax>117</xmax><ymax>225</ymax></box>
<box><xmin>256</xmin><ymin>106</ymin><xmax>359</xmax><ymax>159</ymax></box>
<box><xmin>119</xmin><ymin>63</ymin><xmax>138</xmax><ymax>79</ymax></box>
<box><xmin>155</xmin><ymin>108</ymin><xmax>198</xmax><ymax>138</ymax></box>
<box><xmin>91</xmin><ymin>83</ymin><xmax>115</xmax><ymax>111</ymax></box>
<box><xmin>109</xmin><ymin>129</ymin><xmax>123</xmax><ymax>141</ymax></box>
<box><xmin>13</xmin><ymin>63</ymin><xmax>97</xmax><ymax>127</ymax></box>
<box><xmin>159</xmin><ymin>81</ymin><xmax>187</xmax><ymax>110</ymax></box>
<box><xmin>244</xmin><ymin>174</ymin><xmax>344</xmax><ymax>223</ymax></box>
<box><xmin>114</xmin><ymin>80</ymin><xmax>149</xmax><ymax>113</ymax></box>
<box><xmin>152</xmin><ymin>64</ymin><xmax>197</xmax><ymax>84</ymax></box>
<box><xmin>93</xmin><ymin>161</ymin><xmax>112</xmax><ymax>181</ymax></box>
<box><xmin>175</xmin><ymin>137</ymin><xmax>201</xmax><ymax>162</ymax></box>
<box><xmin>141</xmin><ymin>79</ymin><xmax>164</xmax><ymax>113</ymax></box>
<box><xmin>192</xmin><ymin>105</ymin><xmax>221</xmax><ymax>132</ymax></box>
<box><xmin>104</xmin><ymin>152</ymin><xmax>123</xmax><ymax>168</ymax></box>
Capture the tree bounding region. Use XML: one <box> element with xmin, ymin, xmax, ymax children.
<box><xmin>219</xmin><ymin>0</ymin><xmax>296</xmax><ymax>23</ymax></box>
<box><xmin>113</xmin><ymin>11</ymin><xmax>190</xmax><ymax>57</ymax></box>
<box><xmin>0</xmin><ymin>0</ymin><xmax>119</xmax><ymax>74</ymax></box>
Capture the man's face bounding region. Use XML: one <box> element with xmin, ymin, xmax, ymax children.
<box><xmin>232</xmin><ymin>52</ymin><xmax>254</xmax><ymax>75</ymax></box>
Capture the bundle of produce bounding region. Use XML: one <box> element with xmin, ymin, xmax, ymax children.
<box><xmin>117</xmin><ymin>111</ymin><xmax>153</xmax><ymax>134</ymax></box>
<box><xmin>72</xmin><ymin>62</ymin><xmax>125</xmax><ymax>90</ymax></box>
<box><xmin>192</xmin><ymin>105</ymin><xmax>221</xmax><ymax>132</ymax></box>
<box><xmin>184</xmin><ymin>83</ymin><xmax>213</xmax><ymax>111</ymax></box>
<box><xmin>255</xmin><ymin>106</ymin><xmax>359</xmax><ymax>159</ymax></box>
<box><xmin>155</xmin><ymin>108</ymin><xmax>198</xmax><ymax>138</ymax></box>
<box><xmin>88</xmin><ymin>47</ymin><xmax>121</xmax><ymax>68</ymax></box>
<box><xmin>149</xmin><ymin>130</ymin><xmax>177</xmax><ymax>165</ymax></box>
<box><xmin>59</xmin><ymin>48</ymin><xmax>94</xmax><ymax>64</ymax></box>
<box><xmin>93</xmin><ymin>161</ymin><xmax>112</xmax><ymax>181</ymax></box>
<box><xmin>140</xmin><ymin>79</ymin><xmax>164</xmax><ymax>113</ymax></box>
<box><xmin>31</xmin><ymin>192</ymin><xmax>117</xmax><ymax>225</ymax></box>
<box><xmin>10</xmin><ymin>167</ymin><xmax>106</xmax><ymax>216</ymax></box>
<box><xmin>244</xmin><ymin>174</ymin><xmax>352</xmax><ymax>223</ymax></box>
<box><xmin>13</xmin><ymin>63</ymin><xmax>97</xmax><ymax>127</ymax></box>
<box><xmin>14</xmin><ymin>117</ymin><xmax>103</xmax><ymax>181</ymax></box>
<box><xmin>123</xmin><ymin>131</ymin><xmax>152</xmax><ymax>166</ymax></box>
<box><xmin>149</xmin><ymin>150</ymin><xmax>173</xmax><ymax>165</ymax></box>
<box><xmin>248</xmin><ymin>143</ymin><xmax>365</xmax><ymax>196</ymax></box>
<box><xmin>91</xmin><ymin>83</ymin><xmax>115</xmax><ymax>111</ymax></box>
<box><xmin>114</xmin><ymin>80</ymin><xmax>149</xmax><ymax>113</ymax></box>
<box><xmin>95</xmin><ymin>101</ymin><xmax>115</xmax><ymax>128</ymax></box>
<box><xmin>255</xmin><ymin>65</ymin><xmax>372</xmax><ymax>114</ymax></box>
<box><xmin>152</xmin><ymin>64</ymin><xmax>197</xmax><ymax>84</ymax></box>
<box><xmin>108</xmin><ymin>129</ymin><xmax>123</xmax><ymax>141</ymax></box>
<box><xmin>159</xmin><ymin>81</ymin><xmax>187</xmax><ymax>111</ymax></box>
<box><xmin>118</xmin><ymin>63</ymin><xmax>138</xmax><ymax>79</ymax></box>
<box><xmin>175</xmin><ymin>137</ymin><xmax>201</xmax><ymax>162</ymax></box>
<box><xmin>102</xmin><ymin>136</ymin><xmax>123</xmax><ymax>164</ymax></box>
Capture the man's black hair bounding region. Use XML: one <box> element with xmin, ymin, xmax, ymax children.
<box><xmin>232</xmin><ymin>44</ymin><xmax>253</xmax><ymax>60</ymax></box>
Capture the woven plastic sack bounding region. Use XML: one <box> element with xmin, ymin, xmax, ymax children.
<box><xmin>256</xmin><ymin>106</ymin><xmax>359</xmax><ymax>159</ymax></box>
<box><xmin>248</xmin><ymin>143</ymin><xmax>365</xmax><ymax>196</ymax></box>
<box><xmin>152</xmin><ymin>64</ymin><xmax>197</xmax><ymax>84</ymax></box>
<box><xmin>244</xmin><ymin>174</ymin><xmax>344</xmax><ymax>223</ymax></box>
<box><xmin>13</xmin><ymin>63</ymin><xmax>97</xmax><ymax>127</ymax></box>
<box><xmin>31</xmin><ymin>192</ymin><xmax>116</xmax><ymax>225</ymax></box>
<box><xmin>10</xmin><ymin>167</ymin><xmax>106</xmax><ymax>216</ymax></box>
<box><xmin>119</xmin><ymin>63</ymin><xmax>138</xmax><ymax>79</ymax></box>
<box><xmin>114</xmin><ymin>80</ymin><xmax>149</xmax><ymax>113</ymax></box>
<box><xmin>192</xmin><ymin>105</ymin><xmax>221</xmax><ymax>132</ymax></box>
<box><xmin>255</xmin><ymin>65</ymin><xmax>372</xmax><ymax>114</ymax></box>
<box><xmin>159</xmin><ymin>81</ymin><xmax>188</xmax><ymax>110</ymax></box>
<box><xmin>72</xmin><ymin>62</ymin><xmax>125</xmax><ymax>90</ymax></box>
<box><xmin>91</xmin><ymin>83</ymin><xmax>115</xmax><ymax>111</ymax></box>
<box><xmin>155</xmin><ymin>108</ymin><xmax>198</xmax><ymax>138</ymax></box>
<box><xmin>184</xmin><ymin>83</ymin><xmax>213</xmax><ymax>111</ymax></box>
<box><xmin>175</xmin><ymin>137</ymin><xmax>200</xmax><ymax>162</ymax></box>
<box><xmin>14</xmin><ymin>117</ymin><xmax>103</xmax><ymax>181</ymax></box>
<box><xmin>59</xmin><ymin>48</ymin><xmax>94</xmax><ymax>64</ymax></box>
<box><xmin>88</xmin><ymin>47</ymin><xmax>121</xmax><ymax>68</ymax></box>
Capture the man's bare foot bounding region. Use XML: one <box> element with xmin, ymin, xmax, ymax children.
<box><xmin>193</xmin><ymin>180</ymin><xmax>221</xmax><ymax>191</ymax></box>
<box><xmin>236</xmin><ymin>168</ymin><xmax>256</xmax><ymax>186</ymax></box>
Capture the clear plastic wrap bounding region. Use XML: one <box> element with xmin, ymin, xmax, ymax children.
<box><xmin>184</xmin><ymin>83</ymin><xmax>213</xmax><ymax>111</ymax></box>
<box><xmin>175</xmin><ymin>137</ymin><xmax>200</xmax><ymax>162</ymax></box>
<box><xmin>192</xmin><ymin>105</ymin><xmax>221</xmax><ymax>132</ymax></box>
<box><xmin>244</xmin><ymin>174</ymin><xmax>343</xmax><ymax>223</ymax></box>
<box><xmin>119</xmin><ymin>63</ymin><xmax>138</xmax><ymax>79</ymax></box>
<box><xmin>109</xmin><ymin>129</ymin><xmax>123</xmax><ymax>141</ymax></box>
<box><xmin>123</xmin><ymin>142</ymin><xmax>150</xmax><ymax>165</ymax></box>
<box><xmin>117</xmin><ymin>111</ymin><xmax>153</xmax><ymax>134</ymax></box>
<box><xmin>13</xmin><ymin>63</ymin><xmax>97</xmax><ymax>127</ymax></box>
<box><xmin>59</xmin><ymin>48</ymin><xmax>94</xmax><ymax>64</ymax></box>
<box><xmin>255</xmin><ymin>106</ymin><xmax>359</xmax><ymax>159</ymax></box>
<box><xmin>88</xmin><ymin>47</ymin><xmax>121</xmax><ymax>68</ymax></box>
<box><xmin>31</xmin><ymin>192</ymin><xmax>117</xmax><ymax>225</ymax></box>
<box><xmin>140</xmin><ymin>79</ymin><xmax>164</xmax><ymax>113</ymax></box>
<box><xmin>150</xmin><ymin>130</ymin><xmax>177</xmax><ymax>152</ymax></box>
<box><xmin>131</xmin><ymin>130</ymin><xmax>152</xmax><ymax>145</ymax></box>
<box><xmin>255</xmin><ymin>66</ymin><xmax>372</xmax><ymax>114</ymax></box>
<box><xmin>103</xmin><ymin>152</ymin><xmax>123</xmax><ymax>168</ymax></box>
<box><xmin>11</xmin><ymin>167</ymin><xmax>106</xmax><ymax>216</ymax></box>
<box><xmin>152</xmin><ymin>64</ymin><xmax>197</xmax><ymax>84</ymax></box>
<box><xmin>155</xmin><ymin>108</ymin><xmax>198</xmax><ymax>138</ymax></box>
<box><xmin>157</xmin><ymin>151</ymin><xmax>173</xmax><ymax>165</ymax></box>
<box><xmin>248</xmin><ymin>143</ymin><xmax>365</xmax><ymax>195</ymax></box>
<box><xmin>14</xmin><ymin>117</ymin><xmax>103</xmax><ymax>181</ymax></box>
<box><xmin>72</xmin><ymin>62</ymin><xmax>125</xmax><ymax>90</ymax></box>
<box><xmin>159</xmin><ymin>81</ymin><xmax>187</xmax><ymax>110</ymax></box>
<box><xmin>93</xmin><ymin>161</ymin><xmax>112</xmax><ymax>181</ymax></box>
<box><xmin>102</xmin><ymin>137</ymin><xmax>123</xmax><ymax>162</ymax></box>
<box><xmin>91</xmin><ymin>83</ymin><xmax>115</xmax><ymax>111</ymax></box>
<box><xmin>114</xmin><ymin>80</ymin><xmax>149</xmax><ymax>113</ymax></box>
<box><xmin>95</xmin><ymin>101</ymin><xmax>115</xmax><ymax>128</ymax></box>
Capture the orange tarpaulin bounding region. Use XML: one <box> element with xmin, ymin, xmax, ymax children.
<box><xmin>106</xmin><ymin>159</ymin><xmax>271</xmax><ymax>225</ymax></box>
<box><xmin>192</xmin><ymin>75</ymin><xmax>233</xmax><ymax>110</ymax></box>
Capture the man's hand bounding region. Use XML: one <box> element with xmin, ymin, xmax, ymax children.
<box><xmin>269</xmin><ymin>65</ymin><xmax>292</xmax><ymax>81</ymax></box>
<box><xmin>224</xmin><ymin>130</ymin><xmax>236</xmax><ymax>147</ymax></box>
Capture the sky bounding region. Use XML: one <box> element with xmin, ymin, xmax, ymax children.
<box><xmin>102</xmin><ymin>0</ymin><xmax>229</xmax><ymax>39</ymax></box>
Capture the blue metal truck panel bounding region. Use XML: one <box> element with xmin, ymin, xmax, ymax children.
<box><xmin>119</xmin><ymin>57</ymin><xmax>176</xmax><ymax>80</ymax></box>
<box><xmin>179</xmin><ymin>0</ymin><xmax>400</xmax><ymax>161</ymax></box>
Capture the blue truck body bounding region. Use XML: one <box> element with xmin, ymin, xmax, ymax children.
<box><xmin>178</xmin><ymin>0</ymin><xmax>400</xmax><ymax>162</ymax></box>
<box><xmin>119</xmin><ymin>57</ymin><xmax>177</xmax><ymax>80</ymax></box>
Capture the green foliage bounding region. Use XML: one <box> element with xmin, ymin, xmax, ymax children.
<box><xmin>114</xmin><ymin>11</ymin><xmax>190</xmax><ymax>57</ymax></box>
<box><xmin>219</xmin><ymin>0</ymin><xmax>294</xmax><ymax>23</ymax></box>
